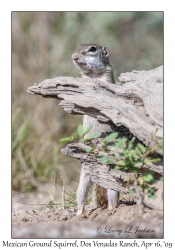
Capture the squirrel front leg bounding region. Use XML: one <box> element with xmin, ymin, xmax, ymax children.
<box><xmin>76</xmin><ymin>168</ymin><xmax>91</xmax><ymax>215</ymax></box>
<box><xmin>107</xmin><ymin>189</ymin><xmax>119</xmax><ymax>209</ymax></box>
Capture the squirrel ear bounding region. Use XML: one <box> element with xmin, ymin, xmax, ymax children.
<box><xmin>102</xmin><ymin>47</ymin><xmax>109</xmax><ymax>57</ymax></box>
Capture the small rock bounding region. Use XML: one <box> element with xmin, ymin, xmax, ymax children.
<box><xmin>67</xmin><ymin>209</ymin><xmax>74</xmax><ymax>213</ymax></box>
<box><xmin>102</xmin><ymin>204</ymin><xmax>107</xmax><ymax>209</ymax></box>
<box><xmin>54</xmin><ymin>211</ymin><xmax>60</xmax><ymax>215</ymax></box>
<box><xmin>59</xmin><ymin>216</ymin><xmax>67</xmax><ymax>221</ymax></box>
<box><xmin>62</xmin><ymin>210</ymin><xmax>70</xmax><ymax>216</ymax></box>
<box><xmin>22</xmin><ymin>217</ymin><xmax>29</xmax><ymax>222</ymax></box>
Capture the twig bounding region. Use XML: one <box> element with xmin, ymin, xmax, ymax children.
<box><xmin>133</xmin><ymin>175</ymin><xmax>145</xmax><ymax>214</ymax></box>
<box><xmin>62</xmin><ymin>180</ymin><xmax>65</xmax><ymax>210</ymax></box>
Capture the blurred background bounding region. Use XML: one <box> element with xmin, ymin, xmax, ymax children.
<box><xmin>12</xmin><ymin>12</ymin><xmax>163</xmax><ymax>209</ymax></box>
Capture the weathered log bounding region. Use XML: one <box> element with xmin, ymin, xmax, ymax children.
<box><xmin>61</xmin><ymin>139</ymin><xmax>163</xmax><ymax>210</ymax></box>
<box><xmin>27</xmin><ymin>66</ymin><xmax>163</xmax><ymax>152</ymax></box>
<box><xmin>61</xmin><ymin>138</ymin><xmax>163</xmax><ymax>210</ymax></box>
<box><xmin>61</xmin><ymin>141</ymin><xmax>163</xmax><ymax>179</ymax></box>
<box><xmin>27</xmin><ymin>66</ymin><xmax>163</xmax><ymax>209</ymax></box>
<box><xmin>62</xmin><ymin>140</ymin><xmax>162</xmax><ymax>188</ymax></box>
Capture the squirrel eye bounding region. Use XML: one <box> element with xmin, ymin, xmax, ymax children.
<box><xmin>89</xmin><ymin>46</ymin><xmax>97</xmax><ymax>52</ymax></box>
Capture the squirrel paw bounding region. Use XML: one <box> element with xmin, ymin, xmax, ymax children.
<box><xmin>77</xmin><ymin>206</ymin><xmax>85</xmax><ymax>215</ymax></box>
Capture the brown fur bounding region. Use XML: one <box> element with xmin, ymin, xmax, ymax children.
<box><xmin>72</xmin><ymin>44</ymin><xmax>119</xmax><ymax>215</ymax></box>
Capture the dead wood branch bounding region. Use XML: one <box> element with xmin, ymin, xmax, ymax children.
<box><xmin>61</xmin><ymin>140</ymin><xmax>163</xmax><ymax>192</ymax></box>
<box><xmin>27</xmin><ymin>66</ymin><xmax>163</xmax><ymax>209</ymax></box>
<box><xmin>28</xmin><ymin>66</ymin><xmax>163</xmax><ymax>152</ymax></box>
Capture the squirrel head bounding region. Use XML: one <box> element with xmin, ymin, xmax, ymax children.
<box><xmin>72</xmin><ymin>44</ymin><xmax>111</xmax><ymax>77</ymax></box>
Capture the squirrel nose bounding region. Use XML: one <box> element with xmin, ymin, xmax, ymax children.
<box><xmin>72</xmin><ymin>53</ymin><xmax>79</xmax><ymax>60</ymax></box>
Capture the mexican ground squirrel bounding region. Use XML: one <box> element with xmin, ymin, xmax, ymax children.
<box><xmin>72</xmin><ymin>44</ymin><xmax>119</xmax><ymax>215</ymax></box>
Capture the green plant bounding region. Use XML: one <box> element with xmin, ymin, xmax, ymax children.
<box><xmin>60</xmin><ymin>124</ymin><xmax>100</xmax><ymax>143</ymax></box>
<box><xmin>12</xmin><ymin>109</ymin><xmax>63</xmax><ymax>192</ymax></box>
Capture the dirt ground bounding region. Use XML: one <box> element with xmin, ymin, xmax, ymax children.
<box><xmin>12</xmin><ymin>189</ymin><xmax>163</xmax><ymax>239</ymax></box>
